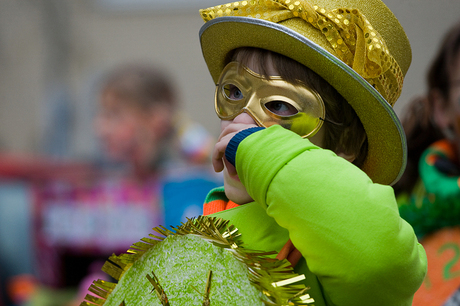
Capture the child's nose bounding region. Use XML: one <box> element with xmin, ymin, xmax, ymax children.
<box><xmin>232</xmin><ymin>111</ymin><xmax>258</xmax><ymax>126</ymax></box>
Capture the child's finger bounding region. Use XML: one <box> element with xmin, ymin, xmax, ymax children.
<box><xmin>218</xmin><ymin>123</ymin><xmax>257</xmax><ymax>142</ymax></box>
<box><xmin>213</xmin><ymin>123</ymin><xmax>258</xmax><ymax>172</ymax></box>
<box><xmin>212</xmin><ymin>133</ymin><xmax>234</xmax><ymax>172</ymax></box>
<box><xmin>212</xmin><ymin>145</ymin><xmax>224</xmax><ymax>172</ymax></box>
<box><xmin>213</xmin><ymin>131</ymin><xmax>240</xmax><ymax>171</ymax></box>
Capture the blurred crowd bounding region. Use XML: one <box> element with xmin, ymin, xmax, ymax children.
<box><xmin>0</xmin><ymin>62</ymin><xmax>222</xmax><ymax>306</ymax></box>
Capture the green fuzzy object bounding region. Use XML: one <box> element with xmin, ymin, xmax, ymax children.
<box><xmin>80</xmin><ymin>216</ymin><xmax>312</xmax><ymax>306</ymax></box>
<box><xmin>399</xmin><ymin>194</ymin><xmax>460</xmax><ymax>239</ymax></box>
<box><xmin>104</xmin><ymin>234</ymin><xmax>264</xmax><ymax>305</ymax></box>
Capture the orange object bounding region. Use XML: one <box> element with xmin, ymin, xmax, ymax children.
<box><xmin>203</xmin><ymin>199</ymin><xmax>239</xmax><ymax>215</ymax></box>
<box><xmin>7</xmin><ymin>274</ymin><xmax>38</xmax><ymax>304</ymax></box>
<box><xmin>413</xmin><ymin>227</ymin><xmax>460</xmax><ymax>305</ymax></box>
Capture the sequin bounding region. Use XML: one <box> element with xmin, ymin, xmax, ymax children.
<box><xmin>200</xmin><ymin>0</ymin><xmax>404</xmax><ymax>105</ymax></box>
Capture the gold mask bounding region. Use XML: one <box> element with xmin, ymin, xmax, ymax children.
<box><xmin>215</xmin><ymin>61</ymin><xmax>325</xmax><ymax>138</ymax></box>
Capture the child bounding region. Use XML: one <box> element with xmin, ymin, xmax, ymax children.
<box><xmin>198</xmin><ymin>0</ymin><xmax>427</xmax><ymax>305</ymax></box>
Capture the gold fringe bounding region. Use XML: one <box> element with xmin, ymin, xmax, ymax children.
<box><xmin>81</xmin><ymin>216</ymin><xmax>314</xmax><ymax>305</ymax></box>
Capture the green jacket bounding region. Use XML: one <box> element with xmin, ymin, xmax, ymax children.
<box><xmin>206</xmin><ymin>125</ymin><xmax>427</xmax><ymax>306</ymax></box>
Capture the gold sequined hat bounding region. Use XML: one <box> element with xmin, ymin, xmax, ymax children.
<box><xmin>199</xmin><ymin>0</ymin><xmax>411</xmax><ymax>185</ymax></box>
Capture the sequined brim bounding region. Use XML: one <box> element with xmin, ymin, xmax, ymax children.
<box><xmin>200</xmin><ymin>16</ymin><xmax>407</xmax><ymax>185</ymax></box>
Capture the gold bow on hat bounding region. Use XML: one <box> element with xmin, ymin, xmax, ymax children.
<box><xmin>200</xmin><ymin>0</ymin><xmax>403</xmax><ymax>106</ymax></box>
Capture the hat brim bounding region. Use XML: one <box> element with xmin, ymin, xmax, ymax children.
<box><xmin>200</xmin><ymin>16</ymin><xmax>406</xmax><ymax>186</ymax></box>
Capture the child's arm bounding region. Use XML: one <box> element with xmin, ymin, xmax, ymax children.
<box><xmin>232</xmin><ymin>125</ymin><xmax>427</xmax><ymax>306</ymax></box>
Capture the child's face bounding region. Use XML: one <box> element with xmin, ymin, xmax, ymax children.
<box><xmin>94</xmin><ymin>89</ymin><xmax>171</xmax><ymax>167</ymax></box>
<box><xmin>217</xmin><ymin>57</ymin><xmax>325</xmax><ymax>204</ymax></box>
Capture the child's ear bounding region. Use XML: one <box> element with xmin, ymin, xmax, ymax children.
<box><xmin>337</xmin><ymin>152</ymin><xmax>356</xmax><ymax>163</ymax></box>
<box><xmin>432</xmin><ymin>89</ymin><xmax>451</xmax><ymax>130</ymax></box>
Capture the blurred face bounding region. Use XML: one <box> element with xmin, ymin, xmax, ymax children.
<box><xmin>434</xmin><ymin>51</ymin><xmax>460</xmax><ymax>152</ymax></box>
<box><xmin>220</xmin><ymin>57</ymin><xmax>325</xmax><ymax>204</ymax></box>
<box><xmin>94</xmin><ymin>90</ymin><xmax>169</xmax><ymax>167</ymax></box>
<box><xmin>446</xmin><ymin>53</ymin><xmax>460</xmax><ymax>151</ymax></box>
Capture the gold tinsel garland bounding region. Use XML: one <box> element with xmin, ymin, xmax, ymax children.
<box><xmin>79</xmin><ymin>216</ymin><xmax>314</xmax><ymax>305</ymax></box>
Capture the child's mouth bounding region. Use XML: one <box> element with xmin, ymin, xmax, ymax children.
<box><xmin>224</xmin><ymin>158</ymin><xmax>240</xmax><ymax>182</ymax></box>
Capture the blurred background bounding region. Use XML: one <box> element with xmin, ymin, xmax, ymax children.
<box><xmin>1</xmin><ymin>0</ymin><xmax>460</xmax><ymax>305</ymax></box>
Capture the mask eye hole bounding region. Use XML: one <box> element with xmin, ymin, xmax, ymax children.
<box><xmin>223</xmin><ymin>84</ymin><xmax>244</xmax><ymax>101</ymax></box>
<box><xmin>264</xmin><ymin>101</ymin><xmax>299</xmax><ymax>117</ymax></box>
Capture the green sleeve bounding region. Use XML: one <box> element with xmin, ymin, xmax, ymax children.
<box><xmin>236</xmin><ymin>125</ymin><xmax>427</xmax><ymax>306</ymax></box>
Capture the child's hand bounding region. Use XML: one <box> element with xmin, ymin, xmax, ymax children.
<box><xmin>212</xmin><ymin>114</ymin><xmax>258</xmax><ymax>173</ymax></box>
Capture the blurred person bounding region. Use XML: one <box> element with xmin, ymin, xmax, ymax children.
<box><xmin>93</xmin><ymin>62</ymin><xmax>221</xmax><ymax>224</ymax></box>
<box><xmin>95</xmin><ymin>62</ymin><xmax>181</xmax><ymax>178</ymax></box>
<box><xmin>396</xmin><ymin>20</ymin><xmax>460</xmax><ymax>235</ymax></box>
<box><xmin>395</xmin><ymin>20</ymin><xmax>460</xmax><ymax>305</ymax></box>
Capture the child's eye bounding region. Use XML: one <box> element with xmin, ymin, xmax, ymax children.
<box><xmin>265</xmin><ymin>101</ymin><xmax>298</xmax><ymax>116</ymax></box>
<box><xmin>223</xmin><ymin>84</ymin><xmax>244</xmax><ymax>101</ymax></box>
